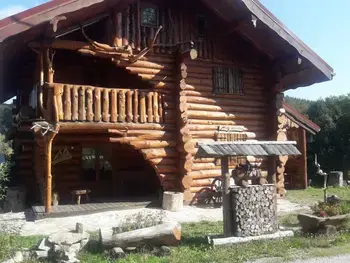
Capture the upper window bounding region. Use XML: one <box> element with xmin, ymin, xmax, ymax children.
<box><xmin>196</xmin><ymin>15</ymin><xmax>207</xmax><ymax>36</ymax></box>
<box><xmin>141</xmin><ymin>6</ymin><xmax>158</xmax><ymax>27</ymax></box>
<box><xmin>212</xmin><ymin>67</ymin><xmax>243</xmax><ymax>95</ymax></box>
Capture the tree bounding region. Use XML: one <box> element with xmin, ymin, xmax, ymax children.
<box><xmin>0</xmin><ymin>105</ymin><xmax>13</xmax><ymax>200</ymax></box>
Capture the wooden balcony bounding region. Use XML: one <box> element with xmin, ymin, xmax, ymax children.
<box><xmin>45</xmin><ymin>83</ymin><xmax>165</xmax><ymax>125</ymax></box>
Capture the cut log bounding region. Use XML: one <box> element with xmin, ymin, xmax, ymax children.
<box><xmin>99</xmin><ymin>222</ymin><xmax>181</xmax><ymax>249</ymax></box>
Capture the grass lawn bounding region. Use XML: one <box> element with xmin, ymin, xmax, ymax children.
<box><xmin>286</xmin><ymin>187</ymin><xmax>350</xmax><ymax>206</ymax></box>
<box><xmin>2</xmin><ymin>221</ymin><xmax>350</xmax><ymax>263</ymax></box>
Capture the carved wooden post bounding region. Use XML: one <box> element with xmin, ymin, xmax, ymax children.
<box><xmin>111</xmin><ymin>89</ymin><xmax>118</xmax><ymax>122</ymax></box>
<box><xmin>133</xmin><ymin>90</ymin><xmax>139</xmax><ymax>122</ymax></box>
<box><xmin>276</xmin><ymin>92</ymin><xmax>288</xmax><ymax>196</ymax></box>
<box><xmin>86</xmin><ymin>88</ymin><xmax>94</xmax><ymax>121</ymax></box>
<box><xmin>221</xmin><ymin>156</ymin><xmax>232</xmax><ymax>237</ymax></box>
<box><xmin>118</xmin><ymin>90</ymin><xmax>126</xmax><ymax>122</ymax></box>
<box><xmin>102</xmin><ymin>88</ymin><xmax>110</xmax><ymax>122</ymax></box>
<box><xmin>126</xmin><ymin>90</ymin><xmax>133</xmax><ymax>122</ymax></box>
<box><xmin>147</xmin><ymin>92</ymin><xmax>154</xmax><ymax>123</ymax></box>
<box><xmin>63</xmin><ymin>85</ymin><xmax>72</xmax><ymax>121</ymax></box>
<box><xmin>94</xmin><ymin>88</ymin><xmax>101</xmax><ymax>122</ymax></box>
<box><xmin>139</xmin><ymin>92</ymin><xmax>146</xmax><ymax>123</ymax></box>
<box><xmin>153</xmin><ymin>91</ymin><xmax>160</xmax><ymax>123</ymax></box>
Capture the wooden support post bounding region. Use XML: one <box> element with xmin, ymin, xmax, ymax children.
<box><xmin>111</xmin><ymin>89</ymin><xmax>118</xmax><ymax>122</ymax></box>
<box><xmin>118</xmin><ymin>90</ymin><xmax>126</xmax><ymax>122</ymax></box>
<box><xmin>221</xmin><ymin>156</ymin><xmax>232</xmax><ymax>237</ymax></box>
<box><xmin>45</xmin><ymin>126</ymin><xmax>59</xmax><ymax>214</ymax></box>
<box><xmin>86</xmin><ymin>88</ymin><xmax>94</xmax><ymax>121</ymax></box>
<box><xmin>300</xmin><ymin>128</ymin><xmax>308</xmax><ymax>189</ymax></box>
<box><xmin>94</xmin><ymin>88</ymin><xmax>101</xmax><ymax>122</ymax></box>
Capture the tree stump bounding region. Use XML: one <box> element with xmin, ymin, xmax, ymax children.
<box><xmin>162</xmin><ymin>192</ymin><xmax>183</xmax><ymax>212</ymax></box>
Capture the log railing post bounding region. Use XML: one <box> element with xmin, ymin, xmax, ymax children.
<box><xmin>102</xmin><ymin>88</ymin><xmax>110</xmax><ymax>122</ymax></box>
<box><xmin>126</xmin><ymin>90</ymin><xmax>133</xmax><ymax>122</ymax></box>
<box><xmin>63</xmin><ymin>85</ymin><xmax>72</xmax><ymax>121</ymax></box>
<box><xmin>133</xmin><ymin>90</ymin><xmax>139</xmax><ymax>122</ymax></box>
<box><xmin>72</xmin><ymin>86</ymin><xmax>79</xmax><ymax>121</ymax></box>
<box><xmin>94</xmin><ymin>88</ymin><xmax>101</xmax><ymax>122</ymax></box>
<box><xmin>56</xmin><ymin>84</ymin><xmax>64</xmax><ymax>121</ymax></box>
<box><xmin>78</xmin><ymin>86</ymin><xmax>86</xmax><ymax>121</ymax></box>
<box><xmin>139</xmin><ymin>92</ymin><xmax>146</xmax><ymax>123</ymax></box>
<box><xmin>118</xmin><ymin>90</ymin><xmax>126</xmax><ymax>122</ymax></box>
<box><xmin>153</xmin><ymin>91</ymin><xmax>159</xmax><ymax>123</ymax></box>
<box><xmin>147</xmin><ymin>92</ymin><xmax>154</xmax><ymax>123</ymax></box>
<box><xmin>159</xmin><ymin>93</ymin><xmax>164</xmax><ymax>123</ymax></box>
<box><xmin>111</xmin><ymin>89</ymin><xmax>118</xmax><ymax>122</ymax></box>
<box><xmin>86</xmin><ymin>88</ymin><xmax>94</xmax><ymax>121</ymax></box>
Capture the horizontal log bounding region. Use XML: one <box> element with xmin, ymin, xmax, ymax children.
<box><xmin>189</xmin><ymin>169</ymin><xmax>222</xmax><ymax>179</ymax></box>
<box><xmin>99</xmin><ymin>222</ymin><xmax>181</xmax><ymax>249</ymax></box>
<box><xmin>184</xmin><ymin>96</ymin><xmax>266</xmax><ymax>108</ymax></box>
<box><xmin>59</xmin><ymin>123</ymin><xmax>175</xmax><ymax>132</ymax></box>
<box><xmin>125</xmin><ymin>60</ymin><xmax>174</xmax><ymax>70</ymax></box>
<box><xmin>190</xmin><ymin>130</ymin><xmax>257</xmax><ymax>139</ymax></box>
<box><xmin>149</xmin><ymin>158</ymin><xmax>178</xmax><ymax>165</ymax></box>
<box><xmin>193</xmin><ymin>158</ymin><xmax>215</xmax><ymax>163</ymax></box>
<box><xmin>186</xmin><ymin>110</ymin><xmax>266</xmax><ymax>121</ymax></box>
<box><xmin>129</xmin><ymin>140</ymin><xmax>176</xmax><ymax>149</ymax></box>
<box><xmin>141</xmin><ymin>148</ymin><xmax>178</xmax><ymax>159</ymax></box>
<box><xmin>156</xmin><ymin>165</ymin><xmax>179</xmax><ymax>173</ymax></box>
<box><xmin>192</xmin><ymin>162</ymin><xmax>216</xmax><ymax>171</ymax></box>
<box><xmin>126</xmin><ymin>67</ymin><xmax>173</xmax><ymax>76</ymax></box>
<box><xmin>186</xmin><ymin>103</ymin><xmax>266</xmax><ymax>114</ymax></box>
<box><xmin>191</xmin><ymin>178</ymin><xmax>214</xmax><ymax>187</ymax></box>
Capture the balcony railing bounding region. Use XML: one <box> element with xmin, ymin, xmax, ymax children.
<box><xmin>45</xmin><ymin>83</ymin><xmax>165</xmax><ymax>124</ymax></box>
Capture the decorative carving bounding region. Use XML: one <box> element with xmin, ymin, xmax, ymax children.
<box><xmin>52</xmin><ymin>146</ymin><xmax>72</xmax><ymax>165</ymax></box>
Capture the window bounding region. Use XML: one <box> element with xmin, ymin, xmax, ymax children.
<box><xmin>141</xmin><ymin>6</ymin><xmax>158</xmax><ymax>27</ymax></box>
<box><xmin>82</xmin><ymin>148</ymin><xmax>112</xmax><ymax>181</ymax></box>
<box><xmin>196</xmin><ymin>15</ymin><xmax>207</xmax><ymax>36</ymax></box>
<box><xmin>212</xmin><ymin>67</ymin><xmax>243</xmax><ymax>95</ymax></box>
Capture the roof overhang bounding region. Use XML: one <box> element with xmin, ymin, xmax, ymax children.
<box><xmin>0</xmin><ymin>0</ymin><xmax>334</xmax><ymax>102</ymax></box>
<box><xmin>283</xmin><ymin>102</ymin><xmax>320</xmax><ymax>135</ymax></box>
<box><xmin>201</xmin><ymin>0</ymin><xmax>334</xmax><ymax>90</ymax></box>
<box><xmin>196</xmin><ymin>141</ymin><xmax>301</xmax><ymax>158</ymax></box>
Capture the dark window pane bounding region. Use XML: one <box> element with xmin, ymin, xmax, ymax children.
<box><xmin>141</xmin><ymin>7</ymin><xmax>158</xmax><ymax>27</ymax></box>
<box><xmin>213</xmin><ymin>66</ymin><xmax>243</xmax><ymax>95</ymax></box>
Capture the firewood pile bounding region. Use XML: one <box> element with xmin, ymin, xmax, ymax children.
<box><xmin>231</xmin><ymin>185</ymin><xmax>278</xmax><ymax>237</ymax></box>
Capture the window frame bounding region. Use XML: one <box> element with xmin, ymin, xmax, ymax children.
<box><xmin>212</xmin><ymin>66</ymin><xmax>244</xmax><ymax>95</ymax></box>
<box><xmin>140</xmin><ymin>3</ymin><xmax>159</xmax><ymax>28</ymax></box>
<box><xmin>81</xmin><ymin>147</ymin><xmax>112</xmax><ymax>182</ymax></box>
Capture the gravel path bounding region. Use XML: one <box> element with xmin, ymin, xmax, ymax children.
<box><xmin>290</xmin><ymin>255</ymin><xmax>350</xmax><ymax>263</ymax></box>
<box><xmin>0</xmin><ymin>198</ymin><xmax>309</xmax><ymax>236</ymax></box>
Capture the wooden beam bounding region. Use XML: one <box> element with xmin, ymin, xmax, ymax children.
<box><xmin>221</xmin><ymin>156</ymin><xmax>232</xmax><ymax>237</ymax></box>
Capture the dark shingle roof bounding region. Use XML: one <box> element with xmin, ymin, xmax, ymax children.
<box><xmin>196</xmin><ymin>141</ymin><xmax>301</xmax><ymax>158</ymax></box>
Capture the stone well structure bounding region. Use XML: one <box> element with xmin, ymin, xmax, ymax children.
<box><xmin>230</xmin><ymin>184</ymin><xmax>278</xmax><ymax>237</ymax></box>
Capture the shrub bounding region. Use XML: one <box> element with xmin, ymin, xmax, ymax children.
<box><xmin>0</xmin><ymin>134</ymin><xmax>13</xmax><ymax>201</ymax></box>
<box><xmin>114</xmin><ymin>211</ymin><xmax>166</xmax><ymax>233</ymax></box>
<box><xmin>312</xmin><ymin>201</ymin><xmax>350</xmax><ymax>217</ymax></box>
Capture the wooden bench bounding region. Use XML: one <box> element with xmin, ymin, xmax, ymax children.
<box><xmin>71</xmin><ymin>189</ymin><xmax>91</xmax><ymax>205</ymax></box>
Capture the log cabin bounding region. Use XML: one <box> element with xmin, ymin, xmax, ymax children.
<box><xmin>0</xmin><ymin>0</ymin><xmax>334</xmax><ymax>213</ymax></box>
<box><xmin>282</xmin><ymin>102</ymin><xmax>321</xmax><ymax>190</ymax></box>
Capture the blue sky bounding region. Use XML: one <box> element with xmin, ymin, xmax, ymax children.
<box><xmin>0</xmin><ymin>0</ymin><xmax>348</xmax><ymax>100</ymax></box>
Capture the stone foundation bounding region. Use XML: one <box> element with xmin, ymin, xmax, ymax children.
<box><xmin>230</xmin><ymin>184</ymin><xmax>277</xmax><ymax>237</ymax></box>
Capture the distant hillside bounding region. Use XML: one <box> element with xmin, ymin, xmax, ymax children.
<box><xmin>284</xmin><ymin>96</ymin><xmax>312</xmax><ymax>116</ymax></box>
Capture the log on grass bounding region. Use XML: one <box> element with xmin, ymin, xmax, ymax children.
<box><xmin>99</xmin><ymin>222</ymin><xmax>182</xmax><ymax>249</ymax></box>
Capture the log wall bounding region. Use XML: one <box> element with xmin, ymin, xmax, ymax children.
<box><xmin>179</xmin><ymin>57</ymin><xmax>270</xmax><ymax>202</ymax></box>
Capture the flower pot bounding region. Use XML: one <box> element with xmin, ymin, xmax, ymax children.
<box><xmin>297</xmin><ymin>213</ymin><xmax>349</xmax><ymax>234</ymax></box>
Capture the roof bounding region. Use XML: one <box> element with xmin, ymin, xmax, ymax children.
<box><xmin>196</xmin><ymin>141</ymin><xmax>301</xmax><ymax>158</ymax></box>
<box><xmin>0</xmin><ymin>0</ymin><xmax>334</xmax><ymax>101</ymax></box>
<box><xmin>283</xmin><ymin>102</ymin><xmax>321</xmax><ymax>135</ymax></box>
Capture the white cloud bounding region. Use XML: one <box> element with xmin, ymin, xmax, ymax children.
<box><xmin>0</xmin><ymin>5</ymin><xmax>26</xmax><ymax>20</ymax></box>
